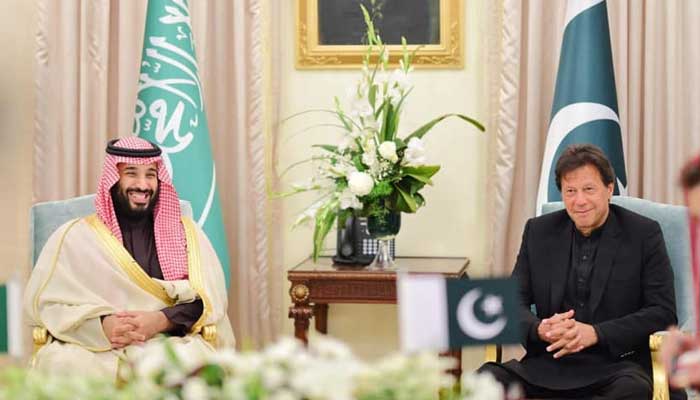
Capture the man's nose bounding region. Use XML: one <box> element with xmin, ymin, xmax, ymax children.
<box><xmin>133</xmin><ymin>176</ymin><xmax>149</xmax><ymax>189</ymax></box>
<box><xmin>573</xmin><ymin>192</ymin><xmax>587</xmax><ymax>205</ymax></box>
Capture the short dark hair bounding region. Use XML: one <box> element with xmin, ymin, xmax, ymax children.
<box><xmin>681</xmin><ymin>156</ymin><xmax>700</xmax><ymax>190</ymax></box>
<box><xmin>555</xmin><ymin>144</ymin><xmax>615</xmax><ymax>191</ymax></box>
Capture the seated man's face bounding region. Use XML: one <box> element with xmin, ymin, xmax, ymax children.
<box><xmin>114</xmin><ymin>162</ymin><xmax>159</xmax><ymax>217</ymax></box>
<box><xmin>561</xmin><ymin>163</ymin><xmax>614</xmax><ymax>236</ymax></box>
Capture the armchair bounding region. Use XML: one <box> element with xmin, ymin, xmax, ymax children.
<box><xmin>29</xmin><ymin>194</ymin><xmax>201</xmax><ymax>353</ymax></box>
<box><xmin>486</xmin><ymin>196</ymin><xmax>692</xmax><ymax>400</ymax></box>
<box><xmin>544</xmin><ymin>197</ymin><xmax>692</xmax><ymax>400</ymax></box>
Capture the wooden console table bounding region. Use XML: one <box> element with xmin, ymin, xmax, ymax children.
<box><xmin>287</xmin><ymin>257</ymin><xmax>469</xmax><ymax>375</ymax></box>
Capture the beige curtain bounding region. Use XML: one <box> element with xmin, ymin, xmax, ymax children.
<box><xmin>34</xmin><ymin>0</ymin><xmax>282</xmax><ymax>348</ymax></box>
<box><xmin>486</xmin><ymin>0</ymin><xmax>700</xmax><ymax>276</ymax></box>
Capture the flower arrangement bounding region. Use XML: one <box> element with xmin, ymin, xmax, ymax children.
<box><xmin>0</xmin><ymin>336</ymin><xmax>504</xmax><ymax>400</ymax></box>
<box><xmin>283</xmin><ymin>6</ymin><xmax>484</xmax><ymax>261</ymax></box>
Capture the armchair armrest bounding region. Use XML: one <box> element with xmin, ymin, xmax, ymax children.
<box><xmin>30</xmin><ymin>326</ymin><xmax>52</xmax><ymax>367</ymax></box>
<box><xmin>485</xmin><ymin>344</ymin><xmax>501</xmax><ymax>363</ymax></box>
<box><xmin>202</xmin><ymin>324</ymin><xmax>217</xmax><ymax>347</ymax></box>
<box><xmin>32</xmin><ymin>326</ymin><xmax>50</xmax><ymax>350</ymax></box>
<box><xmin>650</xmin><ymin>331</ymin><xmax>671</xmax><ymax>400</ymax></box>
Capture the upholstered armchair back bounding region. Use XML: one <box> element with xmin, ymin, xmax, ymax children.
<box><xmin>542</xmin><ymin>196</ymin><xmax>693</xmax><ymax>331</ymax></box>
<box><xmin>30</xmin><ymin>194</ymin><xmax>193</xmax><ymax>265</ymax></box>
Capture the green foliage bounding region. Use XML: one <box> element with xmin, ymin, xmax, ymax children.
<box><xmin>312</xmin><ymin>199</ymin><xmax>340</xmax><ymax>261</ymax></box>
<box><xmin>313</xmin><ymin>144</ymin><xmax>340</xmax><ymax>154</ymax></box>
<box><xmin>198</xmin><ymin>364</ymin><xmax>226</xmax><ymax>387</ymax></box>
<box><xmin>367</xmin><ymin>180</ymin><xmax>394</xmax><ymax>200</ymax></box>
<box><xmin>281</xmin><ymin>4</ymin><xmax>484</xmax><ymax>261</ymax></box>
<box><xmin>403</xmin><ymin>165</ymin><xmax>440</xmax><ymax>185</ymax></box>
<box><xmin>405</xmin><ymin>114</ymin><xmax>485</xmax><ymax>142</ymax></box>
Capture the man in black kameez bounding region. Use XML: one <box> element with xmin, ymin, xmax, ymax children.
<box><xmin>480</xmin><ymin>144</ymin><xmax>684</xmax><ymax>400</ymax></box>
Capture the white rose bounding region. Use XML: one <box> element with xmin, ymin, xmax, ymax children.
<box><xmin>402</xmin><ymin>137</ymin><xmax>427</xmax><ymax>166</ymax></box>
<box><xmin>378</xmin><ymin>141</ymin><xmax>399</xmax><ymax>163</ymax></box>
<box><xmin>269</xmin><ymin>389</ymin><xmax>300</xmax><ymax>400</ymax></box>
<box><xmin>222</xmin><ymin>378</ymin><xmax>248</xmax><ymax>400</ymax></box>
<box><xmin>131</xmin><ymin>343</ymin><xmax>167</xmax><ymax>378</ymax></box>
<box><xmin>182</xmin><ymin>377</ymin><xmax>210</xmax><ymax>400</ymax></box>
<box><xmin>265</xmin><ymin>337</ymin><xmax>303</xmax><ymax>362</ymax></box>
<box><xmin>461</xmin><ymin>372</ymin><xmax>504</xmax><ymax>400</ymax></box>
<box><xmin>262</xmin><ymin>365</ymin><xmax>286</xmax><ymax>390</ymax></box>
<box><xmin>348</xmin><ymin>171</ymin><xmax>374</xmax><ymax>196</ymax></box>
<box><xmin>310</xmin><ymin>336</ymin><xmax>354</xmax><ymax>360</ymax></box>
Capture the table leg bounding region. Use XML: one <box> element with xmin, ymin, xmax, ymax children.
<box><xmin>314</xmin><ymin>303</ymin><xmax>329</xmax><ymax>334</ymax></box>
<box><xmin>440</xmin><ymin>349</ymin><xmax>462</xmax><ymax>380</ymax></box>
<box><xmin>289</xmin><ymin>283</ymin><xmax>313</xmax><ymax>345</ymax></box>
<box><xmin>289</xmin><ymin>304</ymin><xmax>313</xmax><ymax>344</ymax></box>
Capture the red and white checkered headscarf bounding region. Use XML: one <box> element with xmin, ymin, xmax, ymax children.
<box><xmin>95</xmin><ymin>136</ymin><xmax>188</xmax><ymax>280</ymax></box>
<box><xmin>682</xmin><ymin>154</ymin><xmax>700</xmax><ymax>333</ymax></box>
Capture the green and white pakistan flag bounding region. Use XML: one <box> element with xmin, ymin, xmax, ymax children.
<box><xmin>134</xmin><ymin>0</ymin><xmax>230</xmax><ymax>285</ymax></box>
<box><xmin>398</xmin><ymin>275</ymin><xmax>519</xmax><ymax>351</ymax></box>
<box><xmin>536</xmin><ymin>0</ymin><xmax>628</xmax><ymax>213</ymax></box>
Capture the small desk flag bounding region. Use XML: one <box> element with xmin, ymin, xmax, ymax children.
<box><xmin>398</xmin><ymin>275</ymin><xmax>519</xmax><ymax>352</ymax></box>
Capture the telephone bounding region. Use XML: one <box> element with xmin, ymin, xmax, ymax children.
<box><xmin>332</xmin><ymin>215</ymin><xmax>395</xmax><ymax>265</ymax></box>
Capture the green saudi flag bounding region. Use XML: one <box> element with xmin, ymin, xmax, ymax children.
<box><xmin>0</xmin><ymin>280</ymin><xmax>23</xmax><ymax>356</ymax></box>
<box><xmin>0</xmin><ymin>285</ymin><xmax>7</xmax><ymax>353</ymax></box>
<box><xmin>536</xmin><ymin>0</ymin><xmax>628</xmax><ymax>213</ymax></box>
<box><xmin>134</xmin><ymin>0</ymin><xmax>230</xmax><ymax>285</ymax></box>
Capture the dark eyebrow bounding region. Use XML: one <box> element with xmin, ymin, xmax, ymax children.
<box><xmin>123</xmin><ymin>166</ymin><xmax>138</xmax><ymax>172</ymax></box>
<box><xmin>147</xmin><ymin>167</ymin><xmax>158</xmax><ymax>174</ymax></box>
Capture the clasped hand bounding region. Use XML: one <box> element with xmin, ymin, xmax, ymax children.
<box><xmin>101</xmin><ymin>311</ymin><xmax>173</xmax><ymax>349</ymax></box>
<box><xmin>537</xmin><ymin>309</ymin><xmax>598</xmax><ymax>359</ymax></box>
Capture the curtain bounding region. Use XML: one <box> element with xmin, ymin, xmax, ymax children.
<box><xmin>34</xmin><ymin>0</ymin><xmax>282</xmax><ymax>348</ymax></box>
<box><xmin>486</xmin><ymin>0</ymin><xmax>700</xmax><ymax>276</ymax></box>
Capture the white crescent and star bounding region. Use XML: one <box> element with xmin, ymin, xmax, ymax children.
<box><xmin>535</xmin><ymin>102</ymin><xmax>626</xmax><ymax>212</ymax></box>
<box><xmin>456</xmin><ymin>288</ymin><xmax>507</xmax><ymax>340</ymax></box>
<box><xmin>564</xmin><ymin>0</ymin><xmax>604</xmax><ymax>27</ymax></box>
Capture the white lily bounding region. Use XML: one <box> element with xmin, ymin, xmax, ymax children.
<box><xmin>391</xmin><ymin>67</ymin><xmax>413</xmax><ymax>92</ymax></box>
<box><xmin>339</xmin><ymin>188</ymin><xmax>362</xmax><ymax>210</ymax></box>
<box><xmin>337</xmin><ymin>135</ymin><xmax>358</xmax><ymax>153</ymax></box>
<box><xmin>386</xmin><ymin>86</ymin><xmax>402</xmax><ymax>107</ymax></box>
<box><xmin>293</xmin><ymin>199</ymin><xmax>324</xmax><ymax>228</ymax></box>
<box><xmin>350</xmin><ymin>100</ymin><xmax>373</xmax><ymax>119</ymax></box>
<box><xmin>403</xmin><ymin>137</ymin><xmax>427</xmax><ymax>166</ymax></box>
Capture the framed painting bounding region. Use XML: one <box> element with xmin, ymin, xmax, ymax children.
<box><xmin>296</xmin><ymin>0</ymin><xmax>463</xmax><ymax>69</ymax></box>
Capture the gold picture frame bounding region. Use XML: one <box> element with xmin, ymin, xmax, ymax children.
<box><xmin>296</xmin><ymin>0</ymin><xmax>463</xmax><ymax>69</ymax></box>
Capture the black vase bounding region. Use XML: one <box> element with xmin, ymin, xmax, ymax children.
<box><xmin>367</xmin><ymin>212</ymin><xmax>401</xmax><ymax>270</ymax></box>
